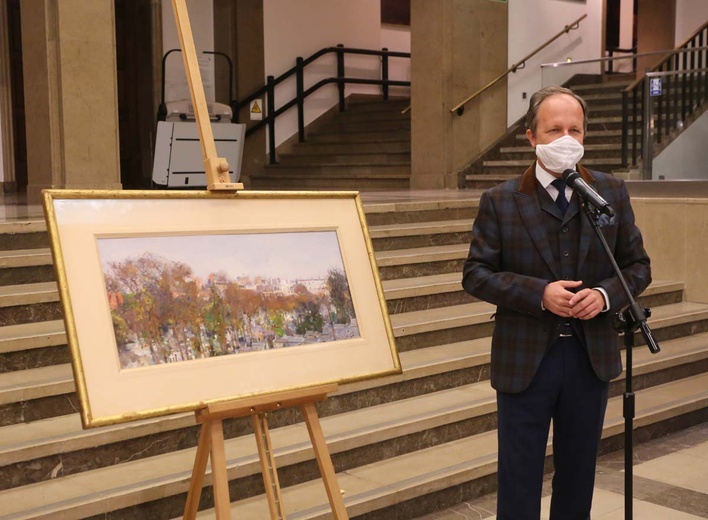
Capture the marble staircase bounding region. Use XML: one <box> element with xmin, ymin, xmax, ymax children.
<box><xmin>465</xmin><ymin>78</ymin><xmax>707</xmax><ymax>189</ymax></box>
<box><xmin>464</xmin><ymin>81</ymin><xmax>640</xmax><ymax>189</ymax></box>
<box><xmin>0</xmin><ymin>195</ymin><xmax>707</xmax><ymax>519</ymax></box>
<box><xmin>250</xmin><ymin>96</ymin><xmax>411</xmax><ymax>191</ymax></box>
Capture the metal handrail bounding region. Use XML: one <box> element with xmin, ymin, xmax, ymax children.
<box><xmin>624</xmin><ymin>20</ymin><xmax>708</xmax><ymax>93</ymax></box>
<box><xmin>233</xmin><ymin>44</ymin><xmax>410</xmax><ymax>164</ymax></box>
<box><xmin>540</xmin><ymin>46</ymin><xmax>708</xmax><ymax>69</ymax></box>
<box><xmin>620</xmin><ymin>21</ymin><xmax>707</xmax><ymax>168</ymax></box>
<box><xmin>641</xmin><ymin>67</ymin><xmax>708</xmax><ymax>180</ymax></box>
<box><xmin>237</xmin><ymin>46</ymin><xmax>411</xmax><ymax>114</ymax></box>
<box><xmin>450</xmin><ymin>13</ymin><xmax>587</xmax><ymax>116</ymax></box>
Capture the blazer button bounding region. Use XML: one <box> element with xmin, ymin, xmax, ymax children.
<box><xmin>562</xmin><ymin>227</ymin><xmax>569</xmax><ymax>233</ymax></box>
<box><xmin>562</xmin><ymin>250</ymin><xmax>570</xmax><ymax>257</ymax></box>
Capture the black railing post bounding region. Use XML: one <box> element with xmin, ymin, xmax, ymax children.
<box><xmin>638</xmin><ymin>84</ymin><xmax>644</xmax><ymax>166</ymax></box>
<box><xmin>621</xmin><ymin>90</ymin><xmax>628</xmax><ymax>167</ymax></box>
<box><xmin>665</xmin><ymin>63</ymin><xmax>672</xmax><ymax>138</ymax></box>
<box><xmin>699</xmin><ymin>32</ymin><xmax>705</xmax><ymax>104</ymax></box>
<box><xmin>381</xmin><ymin>47</ymin><xmax>389</xmax><ymax>100</ymax></box>
<box><xmin>657</xmin><ymin>70</ymin><xmax>664</xmax><ymax>144</ymax></box>
<box><xmin>296</xmin><ymin>57</ymin><xmax>306</xmax><ymax>143</ymax></box>
<box><xmin>681</xmin><ymin>52</ymin><xmax>688</xmax><ymax>122</ymax></box>
<box><xmin>689</xmin><ymin>40</ymin><xmax>696</xmax><ymax>112</ymax></box>
<box><xmin>673</xmin><ymin>54</ymin><xmax>679</xmax><ymax>132</ymax></box>
<box><xmin>267</xmin><ymin>75</ymin><xmax>277</xmax><ymax>164</ymax></box>
<box><xmin>632</xmin><ymin>85</ymin><xmax>639</xmax><ymax>166</ymax></box>
<box><xmin>336</xmin><ymin>44</ymin><xmax>346</xmax><ymax>111</ymax></box>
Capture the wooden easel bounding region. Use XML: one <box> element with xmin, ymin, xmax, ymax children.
<box><xmin>182</xmin><ymin>384</ymin><xmax>349</xmax><ymax>519</ymax></box>
<box><xmin>170</xmin><ymin>0</ymin><xmax>243</xmax><ymax>191</ymax></box>
<box><xmin>170</xmin><ymin>3</ymin><xmax>347</xmax><ymax>517</ymax></box>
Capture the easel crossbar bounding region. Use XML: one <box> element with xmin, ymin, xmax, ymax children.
<box><xmin>196</xmin><ymin>383</ymin><xmax>338</xmax><ymax>423</ymax></box>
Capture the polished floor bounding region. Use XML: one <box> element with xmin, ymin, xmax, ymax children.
<box><xmin>0</xmin><ymin>188</ymin><xmax>486</xmax><ymax>223</ymax></box>
<box><xmin>414</xmin><ymin>422</ymin><xmax>708</xmax><ymax>520</ymax></box>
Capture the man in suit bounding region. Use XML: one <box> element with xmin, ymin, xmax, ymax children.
<box><xmin>462</xmin><ymin>86</ymin><xmax>651</xmax><ymax>519</ymax></box>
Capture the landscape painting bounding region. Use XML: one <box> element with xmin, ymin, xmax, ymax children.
<box><xmin>97</xmin><ymin>231</ymin><xmax>359</xmax><ymax>369</ymax></box>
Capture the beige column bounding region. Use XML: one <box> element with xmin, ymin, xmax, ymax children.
<box><xmin>21</xmin><ymin>0</ymin><xmax>121</xmax><ymax>202</ymax></box>
<box><xmin>411</xmin><ymin>0</ymin><xmax>508</xmax><ymax>189</ymax></box>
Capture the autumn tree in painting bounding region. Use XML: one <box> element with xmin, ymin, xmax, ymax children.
<box><xmin>104</xmin><ymin>254</ymin><xmax>359</xmax><ymax>368</ymax></box>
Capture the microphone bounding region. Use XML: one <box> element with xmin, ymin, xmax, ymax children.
<box><xmin>562</xmin><ymin>169</ymin><xmax>615</xmax><ymax>217</ymax></box>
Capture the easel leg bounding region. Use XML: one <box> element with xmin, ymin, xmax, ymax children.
<box><xmin>184</xmin><ymin>423</ymin><xmax>212</xmax><ymax>520</ymax></box>
<box><xmin>252</xmin><ymin>412</ymin><xmax>286</xmax><ymax>520</ymax></box>
<box><xmin>301</xmin><ymin>403</ymin><xmax>349</xmax><ymax>520</ymax></box>
<box><xmin>208</xmin><ymin>419</ymin><xmax>233</xmax><ymax>520</ymax></box>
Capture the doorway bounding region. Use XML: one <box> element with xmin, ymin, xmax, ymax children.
<box><xmin>114</xmin><ymin>0</ymin><xmax>160</xmax><ymax>189</ymax></box>
<box><xmin>6</xmin><ymin>0</ymin><xmax>27</xmax><ymax>192</ymax></box>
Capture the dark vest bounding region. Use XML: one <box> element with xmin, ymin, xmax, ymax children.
<box><xmin>537</xmin><ymin>182</ymin><xmax>586</xmax><ymax>343</ymax></box>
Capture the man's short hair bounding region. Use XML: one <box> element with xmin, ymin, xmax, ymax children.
<box><xmin>525</xmin><ymin>86</ymin><xmax>588</xmax><ymax>134</ymax></box>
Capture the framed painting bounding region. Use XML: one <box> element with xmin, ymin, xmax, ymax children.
<box><xmin>43</xmin><ymin>190</ymin><xmax>400</xmax><ymax>428</ymax></box>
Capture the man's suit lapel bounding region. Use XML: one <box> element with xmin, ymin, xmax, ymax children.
<box><xmin>515</xmin><ymin>165</ymin><xmax>561</xmax><ymax>279</ymax></box>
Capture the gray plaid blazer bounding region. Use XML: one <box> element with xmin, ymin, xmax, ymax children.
<box><xmin>462</xmin><ymin>164</ymin><xmax>651</xmax><ymax>393</ymax></box>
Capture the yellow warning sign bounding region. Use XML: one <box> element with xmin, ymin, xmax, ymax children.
<box><xmin>250</xmin><ymin>99</ymin><xmax>263</xmax><ymax>121</ymax></box>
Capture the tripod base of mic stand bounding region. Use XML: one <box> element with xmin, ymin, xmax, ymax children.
<box><xmin>612</xmin><ymin>307</ymin><xmax>651</xmax><ymax>520</ymax></box>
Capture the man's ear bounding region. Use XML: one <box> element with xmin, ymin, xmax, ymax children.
<box><xmin>526</xmin><ymin>129</ymin><xmax>536</xmax><ymax>148</ymax></box>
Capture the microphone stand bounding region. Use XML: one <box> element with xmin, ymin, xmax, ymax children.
<box><xmin>580</xmin><ymin>200</ymin><xmax>660</xmax><ymax>520</ymax></box>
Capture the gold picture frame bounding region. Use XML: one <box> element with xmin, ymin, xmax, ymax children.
<box><xmin>43</xmin><ymin>190</ymin><xmax>400</xmax><ymax>428</ymax></box>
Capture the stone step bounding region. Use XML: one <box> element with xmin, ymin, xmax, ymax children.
<box><xmin>0</xmin><ymin>248</ymin><xmax>55</xmax><ymax>287</ymax></box>
<box><xmin>2</xmin><ymin>368</ymin><xmax>701</xmax><ymax>520</ymax></box>
<box><xmin>277</xmin><ymin>151</ymin><xmax>410</xmax><ymax>166</ymax></box>
<box><xmin>588</xmin><ymin>115</ymin><xmax>642</xmax><ymax>125</ymax></box>
<box><xmin>202</xmin><ymin>373</ymin><xmax>707</xmax><ymax>520</ymax></box>
<box><xmin>383</xmin><ymin>272</ymin><xmax>475</xmax><ymax>314</ymax></box>
<box><xmin>251</xmin><ymin>175</ymin><xmax>410</xmax><ymax>192</ymax></box>
<box><xmin>0</xmin><ymin>282</ymin><xmax>62</xmax><ymax>327</ymax></box>
<box><xmin>464</xmin><ymin>174</ymin><xmax>519</xmax><ymax>189</ymax></box>
<box><xmin>254</xmin><ymin>163</ymin><xmax>411</xmax><ymax>191</ymax></box>
<box><xmin>499</xmin><ymin>143</ymin><xmax>621</xmax><ymax>154</ymax></box>
<box><xmin>292</xmin><ymin>140</ymin><xmax>411</xmax><ymax>155</ymax></box>
<box><xmin>483</xmin><ymin>157</ymin><xmax>624</xmax><ymax>168</ymax></box>
<box><xmin>581</xmin><ymin>92</ymin><xmax>624</xmax><ymax>103</ymax></box>
<box><xmin>0</xmin><ymin>221</ymin><xmax>48</xmax><ymax>251</ymax></box>
<box><xmin>362</xmin><ymin>197</ymin><xmax>479</xmax><ymax>227</ymax></box>
<box><xmin>305</xmin><ymin>129</ymin><xmax>410</xmax><ymax>144</ymax></box>
<box><xmin>571</xmin><ymin>81</ymin><xmax>633</xmax><ymax>94</ymax></box>
<box><xmin>0</xmin><ymin>363</ymin><xmax>73</xmax><ymax>407</ymax></box>
<box><xmin>0</xmin><ymin>248</ymin><xmax>53</xmax><ymax>270</ymax></box>
<box><xmin>265</xmin><ymin>162</ymin><xmax>410</xmax><ymax>173</ymax></box>
<box><xmin>0</xmin><ymin>282</ymin><xmax>59</xmax><ymax>308</ymax></box>
<box><xmin>331</xmin><ymin>109</ymin><xmax>410</xmax><ymax>124</ymax></box>
<box><xmin>317</xmin><ymin>119</ymin><xmax>411</xmax><ymax>134</ymax></box>
<box><xmin>375</xmin><ymin>243</ymin><xmax>469</xmax><ymax>280</ymax></box>
<box><xmin>0</xmin><ymin>319</ymin><xmax>66</xmax><ymax>356</ymax></box>
<box><xmin>391</xmin><ymin>300</ymin><xmax>708</xmax><ymax>353</ymax></box>
<box><xmin>369</xmin><ymin>218</ymin><xmax>473</xmax><ymax>251</ymax></box>
<box><xmin>344</xmin><ymin>96</ymin><xmax>410</xmax><ymax>113</ymax></box>
<box><xmin>383</xmin><ymin>275</ymin><xmax>683</xmax><ymax>315</ymax></box>
<box><xmin>515</xmin><ymin>129</ymin><xmax>636</xmax><ymax>139</ymax></box>
<box><xmin>0</xmin><ymin>320</ymin><xmax>69</xmax><ymax>374</ymax></box>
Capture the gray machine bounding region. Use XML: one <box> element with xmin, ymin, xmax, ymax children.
<box><xmin>152</xmin><ymin>99</ymin><xmax>245</xmax><ymax>188</ymax></box>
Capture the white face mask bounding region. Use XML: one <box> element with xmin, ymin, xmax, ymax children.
<box><xmin>534</xmin><ymin>134</ymin><xmax>585</xmax><ymax>174</ymax></box>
